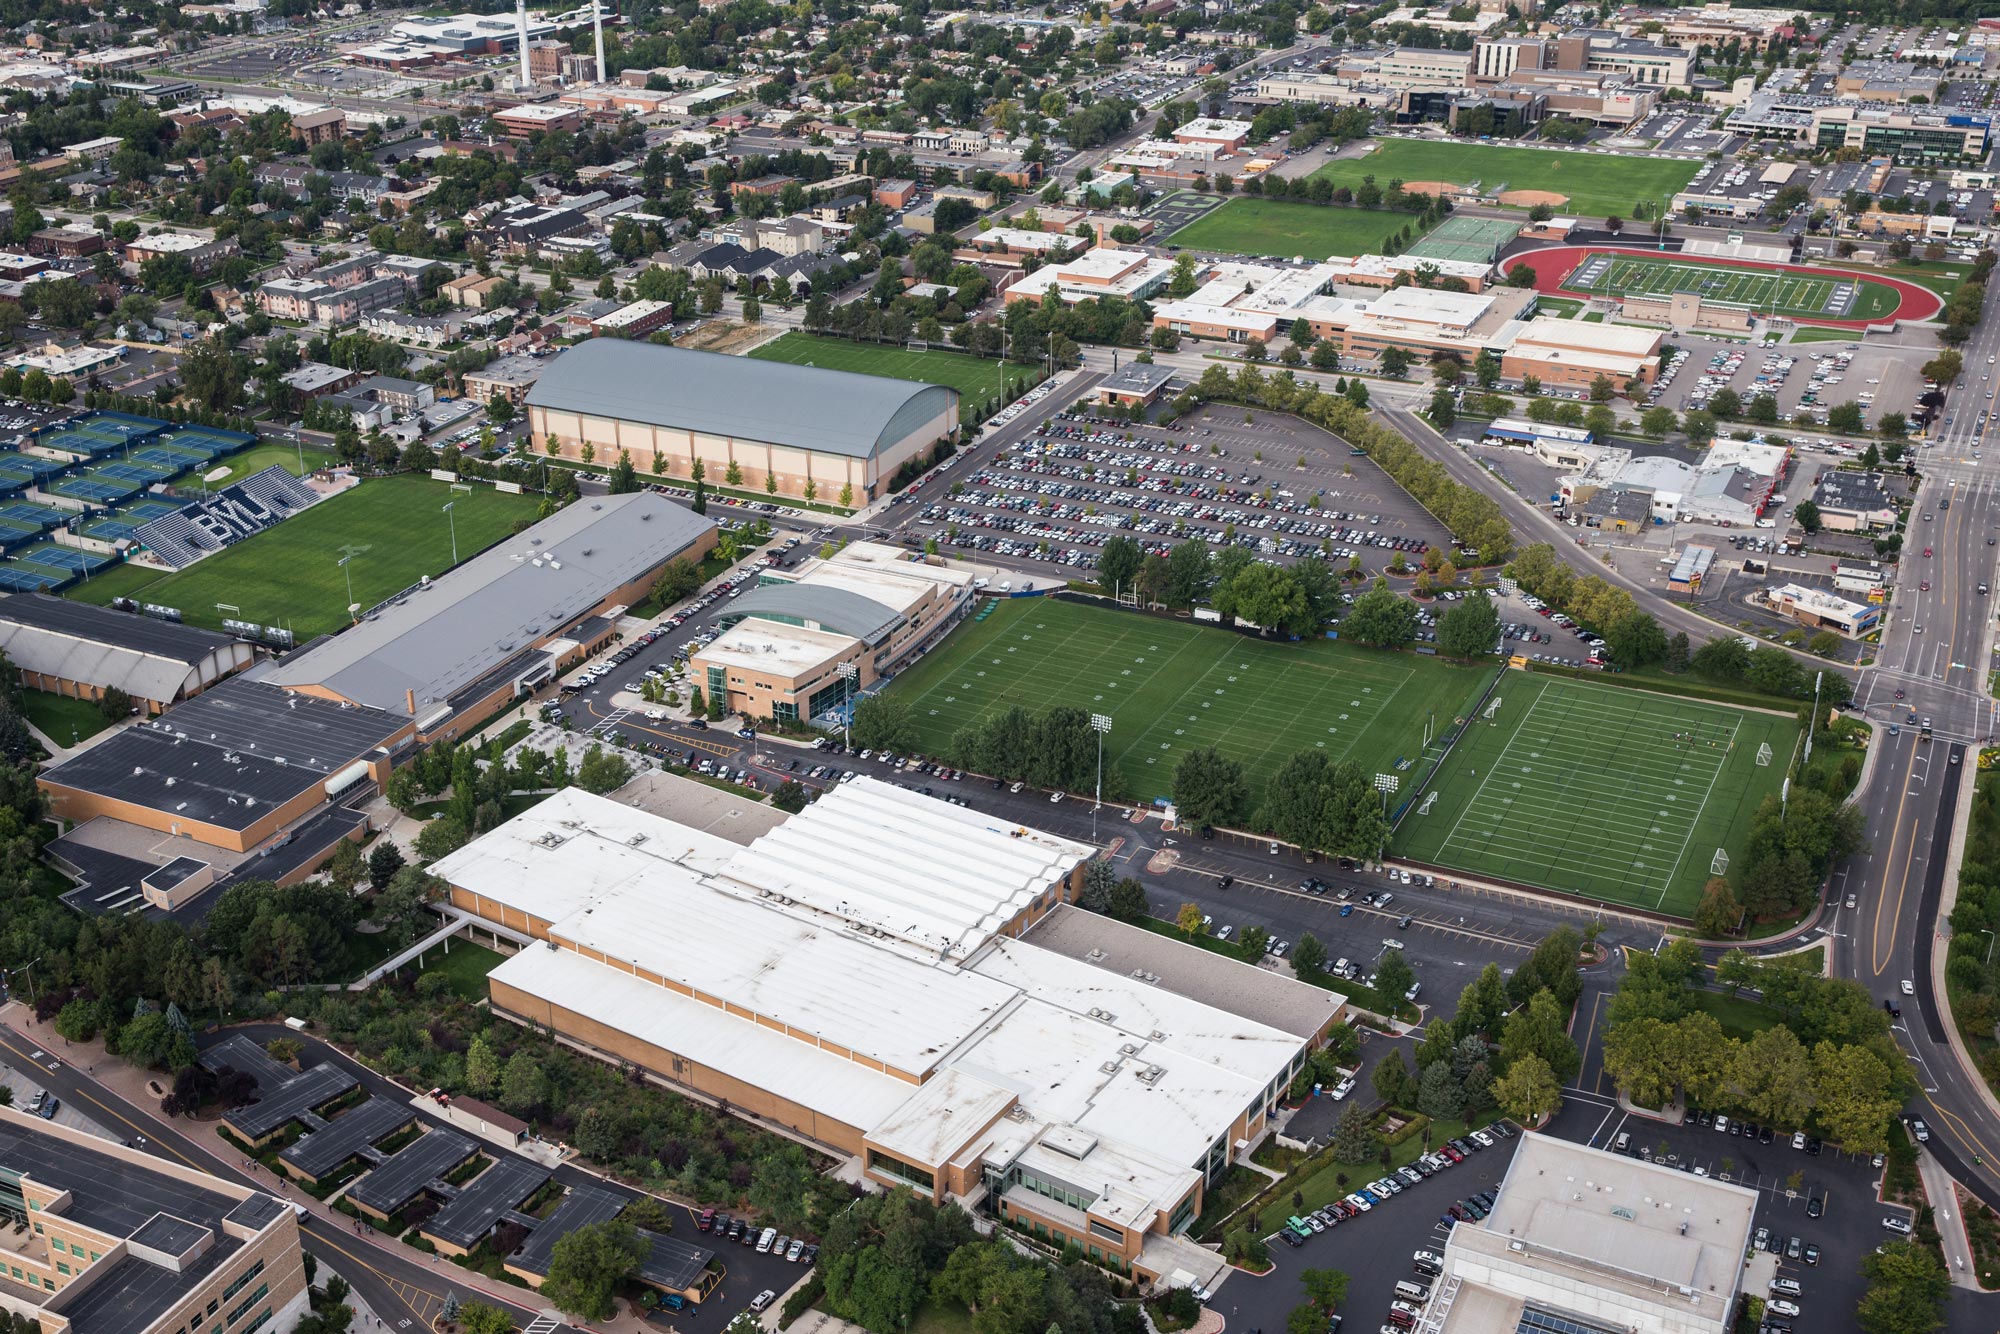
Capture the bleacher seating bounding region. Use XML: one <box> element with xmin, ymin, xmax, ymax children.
<box><xmin>131</xmin><ymin>467</ymin><xmax>325</xmax><ymax>569</ymax></box>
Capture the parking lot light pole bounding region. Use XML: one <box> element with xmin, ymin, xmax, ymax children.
<box><xmin>1091</xmin><ymin>713</ymin><xmax>1112</xmax><ymax>837</ymax></box>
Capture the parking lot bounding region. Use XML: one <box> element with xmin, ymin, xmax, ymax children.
<box><xmin>1645</xmin><ymin>333</ymin><xmax>1925</xmax><ymax>433</ymax></box>
<box><xmin>900</xmin><ymin>402</ymin><xmax>1460</xmax><ymax>581</ymax></box>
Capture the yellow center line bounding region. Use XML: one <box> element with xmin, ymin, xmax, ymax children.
<box><xmin>1926</xmin><ymin>1099</ymin><xmax>1998</xmax><ymax>1169</ymax></box>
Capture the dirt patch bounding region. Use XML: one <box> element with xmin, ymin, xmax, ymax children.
<box><xmin>676</xmin><ymin>320</ymin><xmax>782</xmax><ymax>355</ymax></box>
<box><xmin>1399</xmin><ymin>180</ymin><xmax>1476</xmax><ymax>200</ymax></box>
<box><xmin>1498</xmin><ymin>188</ymin><xmax>1571</xmax><ymax>208</ymax></box>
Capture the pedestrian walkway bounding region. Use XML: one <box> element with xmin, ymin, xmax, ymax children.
<box><xmin>1918</xmin><ymin>1149</ymin><xmax>1981</xmax><ymax>1288</ymax></box>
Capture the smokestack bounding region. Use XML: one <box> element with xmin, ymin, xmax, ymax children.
<box><xmin>592</xmin><ymin>0</ymin><xmax>606</xmax><ymax>84</ymax></box>
<box><xmin>516</xmin><ymin>0</ymin><xmax>533</xmax><ymax>87</ymax></box>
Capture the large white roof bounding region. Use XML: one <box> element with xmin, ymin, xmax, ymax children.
<box><xmin>718</xmin><ymin>777</ymin><xmax>1093</xmax><ymax>963</ymax></box>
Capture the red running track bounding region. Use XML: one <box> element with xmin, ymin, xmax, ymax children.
<box><xmin>1507</xmin><ymin>244</ymin><xmax>1945</xmax><ymax>329</ymax></box>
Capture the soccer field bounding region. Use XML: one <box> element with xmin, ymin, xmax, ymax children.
<box><xmin>1563</xmin><ymin>252</ymin><xmax>1906</xmax><ymax>323</ymax></box>
<box><xmin>750</xmin><ymin>334</ymin><xmax>1024</xmax><ymax>406</ymax></box>
<box><xmin>68</xmin><ymin>475</ymin><xmax>538</xmax><ymax>639</ymax></box>
<box><xmin>887</xmin><ymin>598</ymin><xmax>1493</xmax><ymax>805</ymax></box>
<box><xmin>1393</xmin><ymin>674</ymin><xmax>1798</xmax><ymax>916</ymax></box>
<box><xmin>1311</xmin><ymin>142</ymin><xmax>1698</xmax><ymax>219</ymax></box>
<box><xmin>1165</xmin><ymin>197</ymin><xmax>1426</xmax><ymax>260</ymax></box>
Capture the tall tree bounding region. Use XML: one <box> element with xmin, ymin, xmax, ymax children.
<box><xmin>1171</xmin><ymin>745</ymin><xmax>1249</xmax><ymax>830</ymax></box>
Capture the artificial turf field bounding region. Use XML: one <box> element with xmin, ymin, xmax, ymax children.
<box><xmin>1563</xmin><ymin>252</ymin><xmax>1905</xmax><ymax>322</ymax></box>
<box><xmin>750</xmin><ymin>333</ymin><xmax>1022</xmax><ymax>405</ymax></box>
<box><xmin>1165</xmin><ymin>197</ymin><xmax>1427</xmax><ymax>260</ymax></box>
<box><xmin>1311</xmin><ymin>141</ymin><xmax>1698</xmax><ymax>219</ymax></box>
<box><xmin>67</xmin><ymin>475</ymin><xmax>538</xmax><ymax>639</ymax></box>
<box><xmin>888</xmin><ymin>598</ymin><xmax>1492</xmax><ymax>804</ymax></box>
<box><xmin>1392</xmin><ymin>673</ymin><xmax>1798</xmax><ymax>916</ymax></box>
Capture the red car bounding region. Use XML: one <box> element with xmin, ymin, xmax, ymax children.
<box><xmin>1925</xmin><ymin>547</ymin><xmax>1934</xmax><ymax>557</ymax></box>
<box><xmin>698</xmin><ymin>1209</ymin><xmax>717</xmax><ymax>1232</ymax></box>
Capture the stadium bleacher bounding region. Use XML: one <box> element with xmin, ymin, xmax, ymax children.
<box><xmin>131</xmin><ymin>467</ymin><xmax>322</xmax><ymax>569</ymax></box>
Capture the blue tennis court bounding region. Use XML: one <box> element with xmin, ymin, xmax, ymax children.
<box><xmin>160</xmin><ymin>425</ymin><xmax>255</xmax><ymax>458</ymax></box>
<box><xmin>83</xmin><ymin>515</ymin><xmax>144</xmax><ymax>541</ymax></box>
<box><xmin>50</xmin><ymin>476</ymin><xmax>139</xmax><ymax>503</ymax></box>
<box><xmin>15</xmin><ymin>544</ymin><xmax>112</xmax><ymax>573</ymax></box>
<box><xmin>0</xmin><ymin>501</ymin><xmax>66</xmax><ymax>530</ymax></box>
<box><xmin>0</xmin><ymin>455</ymin><xmax>67</xmax><ymax>482</ymax></box>
<box><xmin>0</xmin><ymin>567</ymin><xmax>63</xmax><ymax>591</ymax></box>
<box><xmin>0</xmin><ymin>519</ymin><xmax>42</xmax><ymax>546</ymax></box>
<box><xmin>133</xmin><ymin>443</ymin><xmax>208</xmax><ymax>468</ymax></box>
<box><xmin>97</xmin><ymin>460</ymin><xmax>176</xmax><ymax>483</ymax></box>
<box><xmin>122</xmin><ymin>498</ymin><xmax>188</xmax><ymax>521</ymax></box>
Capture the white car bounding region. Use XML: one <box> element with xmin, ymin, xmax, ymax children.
<box><xmin>1901</xmin><ymin>979</ymin><xmax>1915</xmax><ymax>995</ymax></box>
<box><xmin>1331</xmin><ymin>1078</ymin><xmax>1355</xmax><ymax>1100</ymax></box>
<box><xmin>1767</xmin><ymin>1300</ymin><xmax>1801</xmax><ymax>1319</ymax></box>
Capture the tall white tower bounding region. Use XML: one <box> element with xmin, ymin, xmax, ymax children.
<box><xmin>515</xmin><ymin>0</ymin><xmax>533</xmax><ymax>88</ymax></box>
<box><xmin>592</xmin><ymin>0</ymin><xmax>607</xmax><ymax>84</ymax></box>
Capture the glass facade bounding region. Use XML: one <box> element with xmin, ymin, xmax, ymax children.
<box><xmin>866</xmin><ymin>1150</ymin><xmax>935</xmax><ymax>1192</ymax></box>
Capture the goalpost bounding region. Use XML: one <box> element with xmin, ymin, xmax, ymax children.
<box><xmin>1711</xmin><ymin>848</ymin><xmax>1730</xmax><ymax>876</ymax></box>
<box><xmin>1756</xmin><ymin>742</ymin><xmax>1773</xmax><ymax>767</ymax></box>
<box><xmin>1484</xmin><ymin>696</ymin><xmax>1503</xmax><ymax>721</ymax></box>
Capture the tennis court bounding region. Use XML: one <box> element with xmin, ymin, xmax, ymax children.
<box><xmin>0</xmin><ymin>518</ymin><xmax>42</xmax><ymax>546</ymax></box>
<box><xmin>50</xmin><ymin>475</ymin><xmax>140</xmax><ymax>504</ymax></box>
<box><xmin>1393</xmin><ymin>673</ymin><xmax>1795</xmax><ymax>916</ymax></box>
<box><xmin>122</xmin><ymin>498</ymin><xmax>188</xmax><ymax>521</ymax></box>
<box><xmin>36</xmin><ymin>411</ymin><xmax>169</xmax><ymax>457</ymax></box>
<box><xmin>1562</xmin><ymin>252</ymin><xmax>1904</xmax><ymax>322</ymax></box>
<box><xmin>1405</xmin><ymin>215</ymin><xmax>1521</xmax><ymax>266</ymax></box>
<box><xmin>15</xmin><ymin>544</ymin><xmax>113</xmax><ymax>575</ymax></box>
<box><xmin>96</xmin><ymin>460</ymin><xmax>178</xmax><ymax>483</ymax></box>
<box><xmin>0</xmin><ymin>567</ymin><xmax>63</xmax><ymax>591</ymax></box>
<box><xmin>0</xmin><ymin>455</ymin><xmax>66</xmax><ymax>484</ymax></box>
<box><xmin>158</xmin><ymin>424</ymin><xmax>256</xmax><ymax>459</ymax></box>
<box><xmin>0</xmin><ymin>500</ymin><xmax>63</xmax><ymax>531</ymax></box>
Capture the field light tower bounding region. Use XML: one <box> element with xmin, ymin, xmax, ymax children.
<box><xmin>515</xmin><ymin>0</ymin><xmax>533</xmax><ymax>89</ymax></box>
<box><xmin>1090</xmin><ymin>713</ymin><xmax>1112</xmax><ymax>839</ymax></box>
<box><xmin>592</xmin><ymin>0</ymin><xmax>607</xmax><ymax>84</ymax></box>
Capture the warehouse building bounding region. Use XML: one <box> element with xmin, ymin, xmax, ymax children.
<box><xmin>690</xmin><ymin>541</ymin><xmax>974</xmax><ymax>724</ymax></box>
<box><xmin>262</xmin><ymin>491</ymin><xmax>714</xmax><ymax>741</ymax></box>
<box><xmin>439</xmin><ymin>781</ymin><xmax>1340</xmax><ymax>1285</ymax></box>
<box><xmin>0</xmin><ymin>596</ymin><xmax>257</xmax><ymax>716</ymax></box>
<box><xmin>525</xmin><ymin>341</ymin><xmax>959</xmax><ymax>504</ymax></box>
<box><xmin>1429</xmin><ymin>1132</ymin><xmax>1754</xmax><ymax>1334</ymax></box>
<box><xmin>0</xmin><ymin>1106</ymin><xmax>310</xmax><ymax>1334</ymax></box>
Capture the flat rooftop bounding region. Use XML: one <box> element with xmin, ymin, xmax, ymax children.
<box><xmin>347</xmin><ymin>1127</ymin><xmax>477</xmax><ymax>1215</ymax></box>
<box><xmin>697</xmin><ymin>616</ymin><xmax>855</xmax><ymax>676</ymax></box>
<box><xmin>607</xmin><ymin>768</ymin><xmax>791</xmax><ymax>846</ymax></box>
<box><xmin>423</xmin><ymin>1156</ymin><xmax>552</xmax><ymax>1250</ymax></box>
<box><xmin>280</xmin><ymin>1097</ymin><xmax>414</xmax><ymax>1179</ymax></box>
<box><xmin>509</xmin><ymin>1183</ymin><xmax>627</xmax><ymax>1277</ymax></box>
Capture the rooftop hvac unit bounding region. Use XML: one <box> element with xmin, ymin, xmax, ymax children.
<box><xmin>1133</xmin><ymin>1065</ymin><xmax>1164</xmax><ymax>1085</ymax></box>
<box><xmin>1118</xmin><ymin>1043</ymin><xmax>1139</xmax><ymax>1056</ymax></box>
<box><xmin>1099</xmin><ymin>1062</ymin><xmax>1120</xmax><ymax>1075</ymax></box>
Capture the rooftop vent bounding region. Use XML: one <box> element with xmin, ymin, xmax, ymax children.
<box><xmin>1133</xmin><ymin>1065</ymin><xmax>1165</xmax><ymax>1086</ymax></box>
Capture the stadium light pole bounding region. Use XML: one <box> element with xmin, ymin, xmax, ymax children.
<box><xmin>837</xmin><ymin>661</ymin><xmax>859</xmax><ymax>750</ymax></box>
<box><xmin>442</xmin><ymin>501</ymin><xmax>458</xmax><ymax>565</ymax></box>
<box><xmin>1090</xmin><ymin>712</ymin><xmax>1112</xmax><ymax>838</ymax></box>
<box><xmin>337</xmin><ymin>553</ymin><xmax>355</xmax><ymax>616</ymax></box>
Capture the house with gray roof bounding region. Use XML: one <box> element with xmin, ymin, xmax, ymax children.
<box><xmin>524</xmin><ymin>340</ymin><xmax>959</xmax><ymax>505</ymax></box>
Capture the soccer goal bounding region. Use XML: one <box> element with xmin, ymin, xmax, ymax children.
<box><xmin>1484</xmin><ymin>696</ymin><xmax>1504</xmax><ymax>721</ymax></box>
<box><xmin>1711</xmin><ymin>848</ymin><xmax>1730</xmax><ymax>876</ymax></box>
<box><xmin>1418</xmin><ymin>792</ymin><xmax>1439</xmax><ymax>816</ymax></box>
<box><xmin>1756</xmin><ymin>742</ymin><xmax>1773</xmax><ymax>767</ymax></box>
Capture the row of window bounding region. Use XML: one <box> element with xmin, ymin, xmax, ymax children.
<box><xmin>48</xmin><ymin>1236</ymin><xmax>102</xmax><ymax>1262</ymax></box>
<box><xmin>222</xmin><ymin>1259</ymin><xmax>266</xmax><ymax>1302</ymax></box>
<box><xmin>226</xmin><ymin>1281</ymin><xmax>270</xmax><ymax>1328</ymax></box>
<box><xmin>6</xmin><ymin>1264</ymin><xmax>54</xmax><ymax>1291</ymax></box>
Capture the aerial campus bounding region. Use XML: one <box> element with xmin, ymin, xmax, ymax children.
<box><xmin>5</xmin><ymin>6</ymin><xmax>2000</xmax><ymax>1334</ymax></box>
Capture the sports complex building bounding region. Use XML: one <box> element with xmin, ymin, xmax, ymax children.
<box><xmin>37</xmin><ymin>492</ymin><xmax>715</xmax><ymax>917</ymax></box>
<box><xmin>689</xmin><ymin>540</ymin><xmax>974</xmax><ymax>724</ymax></box>
<box><xmin>525</xmin><ymin>341</ymin><xmax>960</xmax><ymax>505</ymax></box>
<box><xmin>438</xmin><ymin>779</ymin><xmax>1343</xmax><ymax>1284</ymax></box>
<box><xmin>0</xmin><ymin>595</ymin><xmax>258</xmax><ymax>716</ymax></box>
<box><xmin>0</xmin><ymin>1105</ymin><xmax>310</xmax><ymax>1334</ymax></box>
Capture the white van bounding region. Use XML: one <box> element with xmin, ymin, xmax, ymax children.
<box><xmin>1394</xmin><ymin>1280</ymin><xmax>1431</xmax><ymax>1302</ymax></box>
<box><xmin>1770</xmin><ymin>1278</ymin><xmax>1802</xmax><ymax>1298</ymax></box>
<box><xmin>756</xmin><ymin>1227</ymin><xmax>778</xmax><ymax>1253</ymax></box>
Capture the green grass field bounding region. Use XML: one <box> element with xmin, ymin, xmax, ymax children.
<box><xmin>67</xmin><ymin>475</ymin><xmax>538</xmax><ymax>639</ymax></box>
<box><xmin>206</xmin><ymin>442</ymin><xmax>339</xmax><ymax>484</ymax></box>
<box><xmin>1564</xmin><ymin>252</ymin><xmax>1905</xmax><ymax>322</ymax></box>
<box><xmin>750</xmin><ymin>333</ymin><xmax>1023</xmax><ymax>405</ymax></box>
<box><xmin>887</xmin><ymin>598</ymin><xmax>1492</xmax><ymax>804</ymax></box>
<box><xmin>19</xmin><ymin>689</ymin><xmax>114</xmax><ymax>746</ymax></box>
<box><xmin>1393</xmin><ymin>673</ymin><xmax>1798</xmax><ymax>916</ymax></box>
<box><xmin>1165</xmin><ymin>197</ymin><xmax>1427</xmax><ymax>260</ymax></box>
<box><xmin>1311</xmin><ymin>141</ymin><xmax>1698</xmax><ymax>219</ymax></box>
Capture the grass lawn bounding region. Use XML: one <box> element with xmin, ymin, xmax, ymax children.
<box><xmin>402</xmin><ymin>940</ymin><xmax>504</xmax><ymax>998</ymax></box>
<box><xmin>1536</xmin><ymin>297</ymin><xmax>1584</xmax><ymax>319</ymax></box>
<box><xmin>1787</xmin><ymin>327</ymin><xmax>1863</xmax><ymax>345</ymax></box>
<box><xmin>1834</xmin><ymin>260</ymin><xmax>1967</xmax><ymax>303</ymax></box>
<box><xmin>910</xmin><ymin>1303</ymin><xmax>977</xmax><ymax>1334</ymax></box>
<box><xmin>1287</xmin><ymin>1110</ymin><xmax>1505</xmax><ymax>1214</ymax></box>
<box><xmin>1166</xmin><ymin>197</ymin><xmax>1428</xmax><ymax>260</ymax></box>
<box><xmin>1563</xmin><ymin>252</ymin><xmax>1906</xmax><ymax>323</ymax></box>
<box><xmin>1392</xmin><ymin>673</ymin><xmax>1798</xmax><ymax>917</ymax></box>
<box><xmin>67</xmin><ymin>475</ymin><xmax>538</xmax><ymax>639</ymax></box>
<box><xmin>1688</xmin><ymin>989</ymin><xmax>1783</xmax><ymax>1040</ymax></box>
<box><xmin>1312</xmin><ymin>141</ymin><xmax>1697</xmax><ymax>219</ymax></box>
<box><xmin>206</xmin><ymin>441</ymin><xmax>340</xmax><ymax>484</ymax></box>
<box><xmin>19</xmin><ymin>689</ymin><xmax>114</xmax><ymax>746</ymax></box>
<box><xmin>887</xmin><ymin>598</ymin><xmax>1493</xmax><ymax>806</ymax></box>
<box><xmin>750</xmin><ymin>333</ymin><xmax>1028</xmax><ymax>408</ymax></box>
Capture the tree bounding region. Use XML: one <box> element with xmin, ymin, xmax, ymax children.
<box><xmin>1640</xmin><ymin>405</ymin><xmax>1678</xmax><ymax>436</ymax></box>
<box><xmin>1417</xmin><ymin>1058</ymin><xmax>1464</xmax><ymax>1120</ymax></box>
<box><xmin>541</xmin><ymin>1221</ymin><xmax>646</xmax><ymax>1322</ymax></box>
<box><xmin>1374</xmin><ymin>948</ymin><xmax>1415</xmax><ymax>1006</ymax></box>
<box><xmin>457</xmin><ymin>1304</ymin><xmax>515</xmax><ymax>1334</ymax></box>
<box><xmin>1501</xmin><ymin>990</ymin><xmax>1580</xmax><ymax>1084</ymax></box>
<box><xmin>608</xmin><ymin>449</ymin><xmax>639</xmax><ymax>494</ymax></box>
<box><xmin>1330</xmin><ymin>1103</ymin><xmax>1380</xmax><ymax>1163</ymax></box>
<box><xmin>1858</xmin><ymin>1240</ymin><xmax>1950</xmax><ymax>1334</ymax></box>
<box><xmin>97</xmin><ymin>685</ymin><xmax>133</xmax><ymax>722</ymax></box>
<box><xmin>1300</xmin><ymin>1269</ymin><xmax>1350</xmax><ymax>1313</ymax></box>
<box><xmin>1097</xmin><ymin>535</ymin><xmax>1143</xmax><ymax>595</ymax></box>
<box><xmin>1693</xmin><ymin>876</ymin><xmax>1742</xmax><ymax>938</ymax></box>
<box><xmin>575</xmin><ymin>743</ymin><xmax>632</xmax><ymax>795</ymax></box>
<box><xmin>1292</xmin><ymin>932</ymin><xmax>1328</xmax><ymax>977</ymax></box>
<box><xmin>1604</xmin><ymin>611</ymin><xmax>1667</xmax><ymax>667</ymax></box>
<box><xmin>1428</xmin><ymin>387</ymin><xmax>1456</xmax><ymax>429</ymax></box>
<box><xmin>1493</xmin><ymin>1051</ymin><xmax>1562</xmax><ymax>1126</ymax></box>
<box><xmin>1172</xmin><ymin>745</ymin><xmax>1250</xmax><ymax>829</ymax></box>
<box><xmin>367</xmin><ymin>841</ymin><xmax>405</xmax><ymax>891</ymax></box>
<box><xmin>1795</xmin><ymin>500</ymin><xmax>1822</xmax><ymax>533</ymax></box>
<box><xmin>1436</xmin><ymin>592</ymin><xmax>1499</xmax><ymax>658</ymax></box>
<box><xmin>500</xmin><ymin>1049</ymin><xmax>546</xmax><ymax>1115</ymax></box>
<box><xmin>772</xmin><ymin>779</ymin><xmax>809</xmax><ymax>814</ymax></box>
<box><xmin>1342</xmin><ymin>580</ymin><xmax>1418</xmax><ymax>649</ymax></box>
<box><xmin>1176</xmin><ymin>902</ymin><xmax>1205</xmax><ymax>939</ymax></box>
<box><xmin>465</xmin><ymin>1034</ymin><xmax>500</xmax><ymax>1096</ymax></box>
<box><xmin>1263</xmin><ymin>752</ymin><xmax>1386</xmax><ymax>860</ymax></box>
<box><xmin>852</xmin><ymin>694</ymin><xmax>921</xmax><ymax>753</ymax></box>
<box><xmin>1372</xmin><ymin>1047</ymin><xmax>1416</xmax><ymax>1107</ymax></box>
<box><xmin>1107</xmin><ymin>877</ymin><xmax>1148</xmax><ymax>922</ymax></box>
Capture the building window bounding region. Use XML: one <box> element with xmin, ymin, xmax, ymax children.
<box><xmin>226</xmin><ymin>1282</ymin><xmax>270</xmax><ymax>1326</ymax></box>
<box><xmin>222</xmin><ymin>1261</ymin><xmax>265</xmax><ymax>1302</ymax></box>
<box><xmin>866</xmin><ymin>1150</ymin><xmax>936</xmax><ymax>1192</ymax></box>
<box><xmin>707</xmin><ymin>666</ymin><xmax>727</xmax><ymax>698</ymax></box>
<box><xmin>54</xmin><ymin>1262</ymin><xmax>68</xmax><ymax>1277</ymax></box>
<box><xmin>1087</xmin><ymin>1220</ymin><xmax>1123</xmax><ymax>1244</ymax></box>
<box><xmin>49</xmin><ymin>1239</ymin><xmax>64</xmax><ymax>1254</ymax></box>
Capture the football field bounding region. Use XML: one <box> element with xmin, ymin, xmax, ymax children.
<box><xmin>1165</xmin><ymin>197</ymin><xmax>1427</xmax><ymax>260</ymax></box>
<box><xmin>68</xmin><ymin>475</ymin><xmax>539</xmax><ymax>639</ymax></box>
<box><xmin>1562</xmin><ymin>252</ymin><xmax>1906</xmax><ymax>322</ymax></box>
<box><xmin>1393</xmin><ymin>673</ymin><xmax>1797</xmax><ymax>916</ymax></box>
<box><xmin>888</xmin><ymin>598</ymin><xmax>1492</xmax><ymax>804</ymax></box>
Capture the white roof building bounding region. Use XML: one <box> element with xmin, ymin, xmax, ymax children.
<box><xmin>443</xmin><ymin>780</ymin><xmax>1336</xmax><ymax>1283</ymax></box>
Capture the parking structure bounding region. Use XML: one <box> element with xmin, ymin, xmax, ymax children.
<box><xmin>907</xmin><ymin>402</ymin><xmax>1460</xmax><ymax>580</ymax></box>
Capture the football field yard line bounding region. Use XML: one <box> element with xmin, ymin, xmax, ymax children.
<box><xmin>1434</xmin><ymin>676</ymin><xmax>1552</xmax><ymax>856</ymax></box>
<box><xmin>1659</xmin><ymin>710</ymin><xmax>1742</xmax><ymax>907</ymax></box>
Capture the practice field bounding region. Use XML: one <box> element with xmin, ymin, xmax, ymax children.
<box><xmin>1393</xmin><ymin>673</ymin><xmax>1798</xmax><ymax>916</ymax></box>
<box><xmin>1563</xmin><ymin>251</ymin><xmax>1905</xmax><ymax>322</ymax></box>
<box><xmin>1311</xmin><ymin>141</ymin><xmax>1698</xmax><ymax>220</ymax></box>
<box><xmin>67</xmin><ymin>475</ymin><xmax>538</xmax><ymax>639</ymax></box>
<box><xmin>887</xmin><ymin>598</ymin><xmax>1492</xmax><ymax>803</ymax></box>
<box><xmin>1165</xmin><ymin>197</ymin><xmax>1427</xmax><ymax>260</ymax></box>
<box><xmin>750</xmin><ymin>334</ymin><xmax>1022</xmax><ymax>407</ymax></box>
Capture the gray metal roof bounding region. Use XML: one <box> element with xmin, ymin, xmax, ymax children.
<box><xmin>263</xmin><ymin>492</ymin><xmax>714</xmax><ymax>718</ymax></box>
<box><xmin>0</xmin><ymin>594</ymin><xmax>245</xmax><ymax>702</ymax></box>
<box><xmin>720</xmin><ymin>583</ymin><xmax>902</xmax><ymax>645</ymax></box>
<box><xmin>524</xmin><ymin>340</ymin><xmax>959</xmax><ymax>460</ymax></box>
